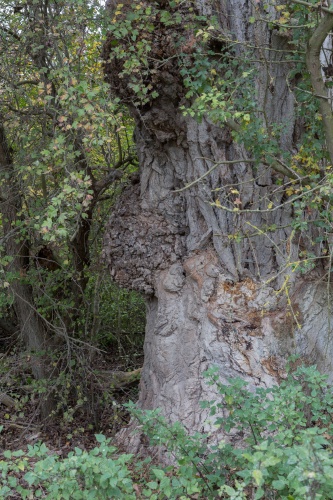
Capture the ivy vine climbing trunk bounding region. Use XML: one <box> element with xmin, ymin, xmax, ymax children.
<box><xmin>103</xmin><ymin>0</ymin><xmax>333</xmax><ymax>449</ymax></box>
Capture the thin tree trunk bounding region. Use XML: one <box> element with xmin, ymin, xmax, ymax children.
<box><xmin>0</xmin><ymin>123</ymin><xmax>55</xmax><ymax>418</ymax></box>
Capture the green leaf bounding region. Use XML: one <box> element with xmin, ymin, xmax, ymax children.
<box><xmin>24</xmin><ymin>472</ymin><xmax>36</xmax><ymax>486</ymax></box>
<box><xmin>95</xmin><ymin>434</ymin><xmax>106</xmax><ymax>443</ymax></box>
<box><xmin>252</xmin><ymin>469</ymin><xmax>263</xmax><ymax>486</ymax></box>
<box><xmin>152</xmin><ymin>468</ymin><xmax>165</xmax><ymax>480</ymax></box>
<box><xmin>272</xmin><ymin>479</ymin><xmax>286</xmax><ymax>490</ymax></box>
<box><xmin>146</xmin><ymin>481</ymin><xmax>158</xmax><ymax>489</ymax></box>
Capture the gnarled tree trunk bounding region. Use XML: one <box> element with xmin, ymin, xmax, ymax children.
<box><xmin>103</xmin><ymin>0</ymin><xmax>333</xmax><ymax>448</ymax></box>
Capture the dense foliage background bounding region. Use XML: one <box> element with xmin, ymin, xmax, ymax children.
<box><xmin>0</xmin><ymin>0</ymin><xmax>145</xmax><ymax>433</ymax></box>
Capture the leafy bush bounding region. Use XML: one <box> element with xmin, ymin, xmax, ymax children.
<box><xmin>0</xmin><ymin>435</ymin><xmax>135</xmax><ymax>499</ymax></box>
<box><xmin>130</xmin><ymin>363</ymin><xmax>333</xmax><ymax>499</ymax></box>
<box><xmin>205</xmin><ymin>363</ymin><xmax>333</xmax><ymax>499</ymax></box>
<box><xmin>2</xmin><ymin>364</ymin><xmax>333</xmax><ymax>499</ymax></box>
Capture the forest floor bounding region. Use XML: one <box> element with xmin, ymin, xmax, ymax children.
<box><xmin>0</xmin><ymin>339</ymin><xmax>144</xmax><ymax>457</ymax></box>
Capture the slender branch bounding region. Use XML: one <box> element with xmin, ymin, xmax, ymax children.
<box><xmin>306</xmin><ymin>12</ymin><xmax>333</xmax><ymax>165</ymax></box>
<box><xmin>174</xmin><ymin>153</ymin><xmax>308</xmax><ymax>193</ymax></box>
<box><xmin>294</xmin><ymin>85</ymin><xmax>332</xmax><ymax>100</ymax></box>
<box><xmin>0</xmin><ymin>24</ymin><xmax>20</xmax><ymax>41</ymax></box>
<box><xmin>173</xmin><ymin>159</ymin><xmax>256</xmax><ymax>193</ymax></box>
<box><xmin>267</xmin><ymin>158</ymin><xmax>301</xmax><ymax>179</ymax></box>
<box><xmin>210</xmin><ymin>181</ymin><xmax>324</xmax><ymax>214</ymax></box>
<box><xmin>94</xmin><ymin>157</ymin><xmax>133</xmax><ymax>193</ymax></box>
<box><xmin>15</xmin><ymin>80</ymin><xmax>39</xmax><ymax>86</ymax></box>
<box><xmin>289</xmin><ymin>0</ymin><xmax>333</xmax><ymax>15</ymax></box>
<box><xmin>217</xmin><ymin>34</ymin><xmax>305</xmax><ymax>54</ymax></box>
<box><xmin>5</xmin><ymin>104</ymin><xmax>53</xmax><ymax>118</ymax></box>
<box><xmin>226</xmin><ymin>120</ymin><xmax>314</xmax><ymax>181</ymax></box>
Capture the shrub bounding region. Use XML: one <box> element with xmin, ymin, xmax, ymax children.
<box><xmin>2</xmin><ymin>364</ymin><xmax>333</xmax><ymax>499</ymax></box>
<box><xmin>0</xmin><ymin>435</ymin><xmax>135</xmax><ymax>499</ymax></box>
<box><xmin>129</xmin><ymin>363</ymin><xmax>333</xmax><ymax>499</ymax></box>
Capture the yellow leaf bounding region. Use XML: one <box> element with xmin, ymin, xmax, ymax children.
<box><xmin>268</xmin><ymin>202</ymin><xmax>273</xmax><ymax>209</ymax></box>
<box><xmin>252</xmin><ymin>469</ymin><xmax>263</xmax><ymax>486</ymax></box>
<box><xmin>215</xmin><ymin>199</ymin><xmax>222</xmax><ymax>207</ymax></box>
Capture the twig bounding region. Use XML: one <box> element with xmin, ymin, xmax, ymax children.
<box><xmin>173</xmin><ymin>159</ymin><xmax>255</xmax><ymax>193</ymax></box>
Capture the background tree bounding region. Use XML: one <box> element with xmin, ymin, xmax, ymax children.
<box><xmin>0</xmin><ymin>0</ymin><xmax>144</xmax><ymax>419</ymax></box>
<box><xmin>103</xmin><ymin>0</ymin><xmax>333</xmax><ymax>447</ymax></box>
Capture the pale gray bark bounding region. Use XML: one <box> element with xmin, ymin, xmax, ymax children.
<box><xmin>103</xmin><ymin>0</ymin><xmax>333</xmax><ymax>449</ymax></box>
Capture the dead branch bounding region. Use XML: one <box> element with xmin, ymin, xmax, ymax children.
<box><xmin>96</xmin><ymin>368</ymin><xmax>142</xmax><ymax>390</ymax></box>
<box><xmin>0</xmin><ymin>392</ymin><xmax>16</xmax><ymax>408</ymax></box>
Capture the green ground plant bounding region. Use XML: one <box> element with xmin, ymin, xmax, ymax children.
<box><xmin>1</xmin><ymin>364</ymin><xmax>333</xmax><ymax>499</ymax></box>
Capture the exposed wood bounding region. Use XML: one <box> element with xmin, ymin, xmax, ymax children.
<box><xmin>96</xmin><ymin>368</ymin><xmax>142</xmax><ymax>389</ymax></box>
<box><xmin>0</xmin><ymin>393</ymin><xmax>16</xmax><ymax>408</ymax></box>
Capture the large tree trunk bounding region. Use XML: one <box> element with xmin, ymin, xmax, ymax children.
<box><xmin>103</xmin><ymin>0</ymin><xmax>333</xmax><ymax>447</ymax></box>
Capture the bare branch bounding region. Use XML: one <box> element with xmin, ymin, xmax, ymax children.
<box><xmin>173</xmin><ymin>159</ymin><xmax>256</xmax><ymax>193</ymax></box>
<box><xmin>0</xmin><ymin>24</ymin><xmax>20</xmax><ymax>41</ymax></box>
<box><xmin>289</xmin><ymin>0</ymin><xmax>333</xmax><ymax>14</ymax></box>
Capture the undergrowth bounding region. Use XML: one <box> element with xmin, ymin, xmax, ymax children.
<box><xmin>1</xmin><ymin>363</ymin><xmax>333</xmax><ymax>499</ymax></box>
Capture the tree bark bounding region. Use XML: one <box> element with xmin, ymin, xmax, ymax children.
<box><xmin>0</xmin><ymin>123</ymin><xmax>55</xmax><ymax>418</ymax></box>
<box><xmin>103</xmin><ymin>0</ymin><xmax>333</xmax><ymax>448</ymax></box>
